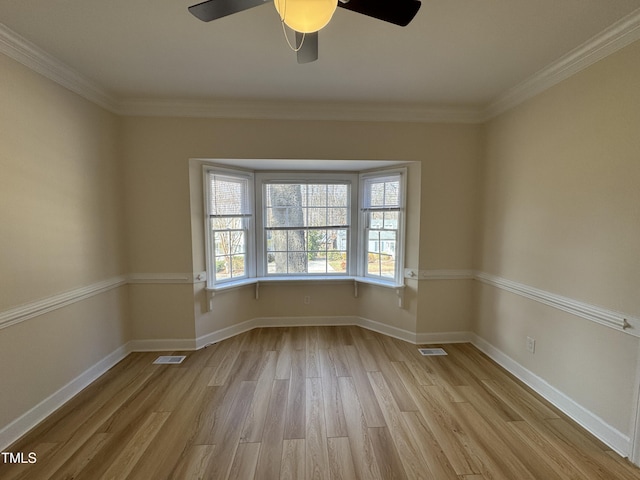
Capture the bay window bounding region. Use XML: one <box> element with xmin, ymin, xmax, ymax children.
<box><xmin>204</xmin><ymin>164</ymin><xmax>406</xmax><ymax>289</ymax></box>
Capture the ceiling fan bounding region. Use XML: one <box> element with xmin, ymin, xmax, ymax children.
<box><xmin>188</xmin><ymin>0</ymin><xmax>421</xmax><ymax>63</ymax></box>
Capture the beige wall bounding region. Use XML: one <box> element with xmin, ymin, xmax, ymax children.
<box><xmin>122</xmin><ymin>117</ymin><xmax>480</xmax><ymax>341</ymax></box>
<box><xmin>5</xmin><ymin>33</ymin><xmax>637</xmax><ymax>454</ymax></box>
<box><xmin>0</xmin><ymin>54</ymin><xmax>129</xmax><ymax>431</ymax></box>
<box><xmin>476</xmin><ymin>40</ymin><xmax>640</xmax><ymax>433</ymax></box>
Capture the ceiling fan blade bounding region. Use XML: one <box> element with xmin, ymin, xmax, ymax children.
<box><xmin>296</xmin><ymin>31</ymin><xmax>318</xmax><ymax>64</ymax></box>
<box><xmin>188</xmin><ymin>0</ymin><xmax>272</xmax><ymax>22</ymax></box>
<box><xmin>338</xmin><ymin>0</ymin><xmax>421</xmax><ymax>27</ymax></box>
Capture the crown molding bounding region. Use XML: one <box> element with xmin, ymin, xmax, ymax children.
<box><xmin>484</xmin><ymin>7</ymin><xmax>640</xmax><ymax>120</ymax></box>
<box><xmin>0</xmin><ymin>21</ymin><xmax>483</xmax><ymax>124</ymax></box>
<box><xmin>3</xmin><ymin>7</ymin><xmax>640</xmax><ymax>124</ymax></box>
<box><xmin>0</xmin><ymin>23</ymin><xmax>118</xmax><ymax>113</ymax></box>
<box><xmin>114</xmin><ymin>97</ymin><xmax>484</xmax><ymax>124</ymax></box>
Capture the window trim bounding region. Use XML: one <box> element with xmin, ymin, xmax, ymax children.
<box><xmin>358</xmin><ymin>168</ymin><xmax>407</xmax><ymax>284</ymax></box>
<box><xmin>255</xmin><ymin>171</ymin><xmax>359</xmax><ymax>278</ymax></box>
<box><xmin>203</xmin><ymin>165</ymin><xmax>255</xmax><ymax>287</ymax></box>
<box><xmin>203</xmin><ymin>164</ymin><xmax>407</xmax><ymax>290</ymax></box>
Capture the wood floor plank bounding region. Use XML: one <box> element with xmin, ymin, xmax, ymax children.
<box><xmin>240</xmin><ymin>350</ymin><xmax>277</xmax><ymax>443</ymax></box>
<box><xmin>0</xmin><ymin>443</ymin><xmax>57</xmax><ymax>480</ymax></box>
<box><xmin>350</xmin><ymin>336</ymin><xmax>380</xmax><ymax>372</ymax></box>
<box><xmin>343</xmin><ymin>345</ymin><xmax>386</xmax><ymax>428</ymax></box>
<box><xmin>207</xmin><ymin>333</ymin><xmax>246</xmax><ymax>385</ymax></box>
<box><xmin>101</xmin><ymin>411</ymin><xmax>171</xmax><ymax>480</ymax></box>
<box><xmin>338</xmin><ymin>376</ymin><xmax>383</xmax><ymax>480</ymax></box>
<box><xmin>506</xmin><ymin>420</ymin><xmax>588</xmax><ymax>480</ymax></box>
<box><xmin>280</xmin><ymin>439</ymin><xmax>305</xmax><ymax>480</ymax></box>
<box><xmin>204</xmin><ymin>381</ymin><xmax>257</xmax><ymax>480</ymax></box>
<box><xmin>255</xmin><ymin>379</ymin><xmax>289</xmax><ymax>480</ymax></box>
<box><xmin>368</xmin><ymin>427</ymin><xmax>408</xmax><ymax>480</ymax></box>
<box><xmin>123</xmin><ymin>366</ymin><xmax>218</xmax><ymax>479</ymax></box>
<box><xmin>47</xmin><ymin>433</ymin><xmax>109</xmax><ymax>480</ymax></box>
<box><xmin>393</xmin><ymin>364</ymin><xmax>479</xmax><ymax>475</ymax></box>
<box><xmin>367</xmin><ymin>371</ymin><xmax>432</xmax><ymax>479</ymax></box>
<box><xmin>481</xmin><ymin>377</ymin><xmax>561</xmax><ymax>422</ymax></box>
<box><xmin>327</xmin><ymin>437</ymin><xmax>358</xmax><ymax>480</ymax></box>
<box><xmin>275</xmin><ymin>329</ymin><xmax>294</xmax><ymax>380</ymax></box>
<box><xmin>306</xmin><ymin>326</ymin><xmax>322</xmax><ymax>378</ymax></box>
<box><xmin>318</xmin><ymin>348</ymin><xmax>348</xmax><ymax>438</ymax></box>
<box><xmin>306</xmin><ymin>378</ymin><xmax>330</xmax><ymax>480</ymax></box>
<box><xmin>5</xmin><ymin>327</ymin><xmax>640</xmax><ymax>480</ymax></box>
<box><xmin>401</xmin><ymin>411</ymin><xmax>459</xmax><ymax>480</ymax></box>
<box><xmin>17</xmin><ymin>353</ymin><xmax>153</xmax><ymax>446</ymax></box>
<box><xmin>168</xmin><ymin>444</ymin><xmax>216</xmax><ymax>480</ymax></box>
<box><xmin>452</xmin><ymin>401</ymin><xmax>538</xmax><ymax>480</ymax></box>
<box><xmin>542</xmin><ymin>417</ymin><xmax>640</xmax><ymax>480</ymax></box>
<box><xmin>6</xmin><ymin>362</ymin><xmax>162</xmax><ymax>480</ymax></box>
<box><xmin>403</xmin><ymin>360</ymin><xmax>436</xmax><ymax>386</ymax></box>
<box><xmin>284</xmin><ymin>349</ymin><xmax>307</xmax><ymax>440</ymax></box>
<box><xmin>228</xmin><ymin>442</ymin><xmax>260</xmax><ymax>480</ymax></box>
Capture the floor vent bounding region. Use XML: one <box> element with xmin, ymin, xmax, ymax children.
<box><xmin>418</xmin><ymin>348</ymin><xmax>447</xmax><ymax>356</ymax></box>
<box><xmin>153</xmin><ymin>355</ymin><xmax>186</xmax><ymax>365</ymax></box>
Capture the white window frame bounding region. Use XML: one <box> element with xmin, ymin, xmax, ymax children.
<box><xmin>358</xmin><ymin>168</ymin><xmax>407</xmax><ymax>285</ymax></box>
<box><xmin>203</xmin><ymin>166</ymin><xmax>255</xmax><ymax>287</ymax></box>
<box><xmin>203</xmin><ymin>164</ymin><xmax>406</xmax><ymax>290</ymax></box>
<box><xmin>255</xmin><ymin>172</ymin><xmax>359</xmax><ymax>278</ymax></box>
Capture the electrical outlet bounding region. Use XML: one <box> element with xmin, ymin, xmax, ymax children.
<box><xmin>526</xmin><ymin>336</ymin><xmax>536</xmax><ymax>354</ymax></box>
<box><xmin>303</xmin><ymin>295</ymin><xmax>310</xmax><ymax>305</ymax></box>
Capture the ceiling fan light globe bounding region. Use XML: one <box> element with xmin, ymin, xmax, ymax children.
<box><xmin>274</xmin><ymin>0</ymin><xmax>338</xmax><ymax>33</ymax></box>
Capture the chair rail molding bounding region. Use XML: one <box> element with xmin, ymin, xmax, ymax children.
<box><xmin>0</xmin><ymin>276</ymin><xmax>128</xmax><ymax>330</ymax></box>
<box><xmin>475</xmin><ymin>271</ymin><xmax>640</xmax><ymax>337</ymax></box>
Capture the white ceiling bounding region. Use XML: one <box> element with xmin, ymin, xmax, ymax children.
<box><xmin>1</xmin><ymin>0</ymin><xmax>639</xmax><ymax>118</ymax></box>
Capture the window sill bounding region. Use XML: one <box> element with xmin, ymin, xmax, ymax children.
<box><xmin>207</xmin><ymin>276</ymin><xmax>403</xmax><ymax>292</ymax></box>
<box><xmin>205</xmin><ymin>276</ymin><xmax>405</xmax><ymax>308</ymax></box>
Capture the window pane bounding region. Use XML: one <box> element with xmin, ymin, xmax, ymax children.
<box><xmin>214</xmin><ymin>231</ymin><xmax>230</xmax><ymax>256</ymax></box>
<box><xmin>327</xmin><ymin>229</ymin><xmax>347</xmax><ymax>251</ymax></box>
<box><xmin>268</xmin><ymin>252</ymin><xmax>287</xmax><ymax>274</ymax></box>
<box><xmin>385</xmin><ymin>181</ymin><xmax>400</xmax><ymax>207</ymax></box>
<box><xmin>308</xmin><ymin>256</ymin><xmax>327</xmax><ymax>273</ymax></box>
<box><xmin>287</xmin><ymin>252</ymin><xmax>307</xmax><ymax>273</ymax></box>
<box><xmin>231</xmin><ymin>255</ymin><xmax>245</xmax><ymax>277</ymax></box>
<box><xmin>328</xmin><ymin>207</ymin><xmax>348</xmax><ymax>226</ymax></box>
<box><xmin>308</xmin><ymin>208</ymin><xmax>327</xmax><ymax>227</ymax></box>
<box><xmin>363</xmin><ymin>175</ymin><xmax>401</xmax><ymax>209</ymax></box>
<box><xmin>215</xmin><ymin>255</ymin><xmax>231</xmax><ymax>280</ymax></box>
<box><xmin>383</xmin><ymin>211</ymin><xmax>398</xmax><ymax>230</ymax></box>
<box><xmin>327</xmin><ymin>251</ymin><xmax>347</xmax><ymax>274</ymax></box>
<box><xmin>209</xmin><ymin>174</ymin><xmax>250</xmax><ymax>215</ymax></box>
<box><xmin>229</xmin><ymin>231</ymin><xmax>245</xmax><ymax>254</ymax></box>
<box><xmin>367</xmin><ymin>230</ymin><xmax>396</xmax><ymax>278</ymax></box>
<box><xmin>211</xmin><ymin>217</ymin><xmax>242</xmax><ymax>230</ymax></box>
<box><xmin>367</xmin><ymin>253</ymin><xmax>381</xmax><ymax>276</ymax></box>
<box><xmin>307</xmin><ymin>229</ymin><xmax>325</xmax><ymax>253</ymax></box>
<box><xmin>369</xmin><ymin>182</ymin><xmax>385</xmax><ymax>208</ymax></box>
<box><xmin>263</xmin><ymin>181</ymin><xmax>351</xmax><ymax>276</ymax></box>
<box><xmin>327</xmin><ymin>184</ymin><xmax>348</xmax><ymax>206</ymax></box>
<box><xmin>307</xmin><ymin>184</ymin><xmax>327</xmax><ymax>206</ymax></box>
<box><xmin>380</xmin><ymin>254</ymin><xmax>395</xmax><ymax>278</ymax></box>
<box><xmin>287</xmin><ymin>230</ymin><xmax>306</xmax><ymax>252</ymax></box>
<box><xmin>369</xmin><ymin>212</ymin><xmax>384</xmax><ymax>229</ymax></box>
<box><xmin>267</xmin><ymin>230</ymin><xmax>286</xmax><ymax>252</ymax></box>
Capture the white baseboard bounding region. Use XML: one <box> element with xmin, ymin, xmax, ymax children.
<box><xmin>193</xmin><ymin>316</ymin><xmax>476</xmax><ymax>350</ymax></box>
<box><xmin>0</xmin><ymin>342</ymin><xmax>131</xmax><ymax>451</ymax></box>
<box><xmin>415</xmin><ymin>331</ymin><xmax>474</xmax><ymax>344</ymax></box>
<box><xmin>195</xmin><ymin>316</ymin><xmax>360</xmax><ymax>349</ymax></box>
<box><xmin>128</xmin><ymin>338</ymin><xmax>197</xmax><ymax>352</ymax></box>
<box><xmin>471</xmin><ymin>334</ymin><xmax>630</xmax><ymax>457</ymax></box>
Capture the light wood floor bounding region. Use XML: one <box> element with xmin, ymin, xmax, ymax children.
<box><xmin>3</xmin><ymin>326</ymin><xmax>640</xmax><ymax>479</ymax></box>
